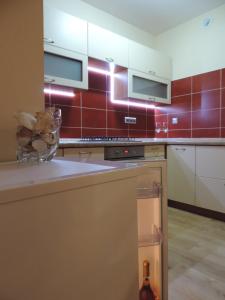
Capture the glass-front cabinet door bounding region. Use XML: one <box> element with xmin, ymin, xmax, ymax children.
<box><xmin>44</xmin><ymin>44</ymin><xmax>88</xmax><ymax>89</ymax></box>
<box><xmin>128</xmin><ymin>69</ymin><xmax>171</xmax><ymax>104</ymax></box>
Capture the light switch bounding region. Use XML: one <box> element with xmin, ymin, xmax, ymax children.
<box><xmin>172</xmin><ymin>117</ymin><xmax>178</xmax><ymax>125</ymax></box>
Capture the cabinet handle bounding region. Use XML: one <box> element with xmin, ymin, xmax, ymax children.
<box><xmin>105</xmin><ymin>57</ymin><xmax>114</xmax><ymax>63</ymax></box>
<box><xmin>44</xmin><ymin>77</ymin><xmax>55</xmax><ymax>83</ymax></box>
<box><xmin>44</xmin><ymin>37</ymin><xmax>55</xmax><ymax>44</ymax></box>
<box><xmin>175</xmin><ymin>148</ymin><xmax>186</xmax><ymax>151</ymax></box>
<box><xmin>79</xmin><ymin>151</ymin><xmax>91</xmax><ymax>155</ymax></box>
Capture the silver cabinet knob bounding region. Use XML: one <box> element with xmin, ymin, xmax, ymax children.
<box><xmin>44</xmin><ymin>37</ymin><xmax>55</xmax><ymax>44</ymax></box>
<box><xmin>44</xmin><ymin>76</ymin><xmax>55</xmax><ymax>83</ymax></box>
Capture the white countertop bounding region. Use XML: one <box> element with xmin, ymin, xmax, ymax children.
<box><xmin>0</xmin><ymin>158</ymin><xmax>149</xmax><ymax>204</ymax></box>
<box><xmin>0</xmin><ymin>159</ymin><xmax>115</xmax><ymax>191</ymax></box>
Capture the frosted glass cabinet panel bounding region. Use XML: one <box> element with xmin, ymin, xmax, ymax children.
<box><xmin>133</xmin><ymin>75</ymin><xmax>168</xmax><ymax>99</ymax></box>
<box><xmin>44</xmin><ymin>45</ymin><xmax>88</xmax><ymax>89</ymax></box>
<box><xmin>45</xmin><ymin>53</ymin><xmax>82</xmax><ymax>82</ymax></box>
<box><xmin>128</xmin><ymin>70</ymin><xmax>171</xmax><ymax>104</ymax></box>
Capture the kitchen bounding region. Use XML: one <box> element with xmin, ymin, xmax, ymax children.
<box><xmin>1</xmin><ymin>0</ymin><xmax>225</xmax><ymax>300</ymax></box>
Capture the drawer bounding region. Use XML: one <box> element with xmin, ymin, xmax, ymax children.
<box><xmin>196</xmin><ymin>146</ymin><xmax>225</xmax><ymax>179</ymax></box>
<box><xmin>63</xmin><ymin>147</ymin><xmax>104</xmax><ymax>160</ymax></box>
<box><xmin>145</xmin><ymin>145</ymin><xmax>165</xmax><ymax>158</ymax></box>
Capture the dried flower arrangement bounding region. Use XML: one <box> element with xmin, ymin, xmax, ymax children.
<box><xmin>15</xmin><ymin>107</ymin><xmax>61</xmax><ymax>162</ymax></box>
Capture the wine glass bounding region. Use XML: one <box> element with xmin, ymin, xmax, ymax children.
<box><xmin>155</xmin><ymin>122</ymin><xmax>161</xmax><ymax>134</ymax></box>
<box><xmin>162</xmin><ymin>122</ymin><xmax>168</xmax><ymax>133</ymax></box>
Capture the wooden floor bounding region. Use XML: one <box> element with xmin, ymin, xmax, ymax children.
<box><xmin>168</xmin><ymin>207</ymin><xmax>225</xmax><ymax>300</ymax></box>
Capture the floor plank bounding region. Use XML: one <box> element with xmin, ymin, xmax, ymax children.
<box><xmin>168</xmin><ymin>207</ymin><xmax>225</xmax><ymax>300</ymax></box>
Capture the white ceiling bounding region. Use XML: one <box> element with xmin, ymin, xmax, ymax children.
<box><xmin>81</xmin><ymin>0</ymin><xmax>225</xmax><ymax>35</ymax></box>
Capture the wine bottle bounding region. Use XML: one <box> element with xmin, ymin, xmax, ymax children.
<box><xmin>139</xmin><ymin>260</ymin><xmax>156</xmax><ymax>300</ymax></box>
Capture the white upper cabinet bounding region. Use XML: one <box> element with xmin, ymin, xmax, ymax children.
<box><xmin>128</xmin><ymin>40</ymin><xmax>172</xmax><ymax>80</ymax></box>
<box><xmin>128</xmin><ymin>69</ymin><xmax>171</xmax><ymax>104</ymax></box>
<box><xmin>88</xmin><ymin>23</ymin><xmax>129</xmax><ymax>67</ymax></box>
<box><xmin>44</xmin><ymin>4</ymin><xmax>88</xmax><ymax>55</ymax></box>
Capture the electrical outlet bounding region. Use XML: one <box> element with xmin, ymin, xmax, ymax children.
<box><xmin>172</xmin><ymin>117</ymin><xmax>178</xmax><ymax>125</ymax></box>
<box><xmin>125</xmin><ymin>117</ymin><xmax>136</xmax><ymax>124</ymax></box>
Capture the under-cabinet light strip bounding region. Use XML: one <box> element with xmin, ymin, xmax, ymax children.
<box><xmin>44</xmin><ymin>67</ymin><xmax>157</xmax><ymax>108</ymax></box>
<box><xmin>88</xmin><ymin>66</ymin><xmax>156</xmax><ymax>109</ymax></box>
<box><xmin>44</xmin><ymin>88</ymin><xmax>75</xmax><ymax>97</ymax></box>
<box><xmin>88</xmin><ymin>66</ymin><xmax>111</xmax><ymax>76</ymax></box>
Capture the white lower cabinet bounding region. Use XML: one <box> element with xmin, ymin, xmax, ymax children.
<box><xmin>196</xmin><ymin>146</ymin><xmax>225</xmax><ymax>213</ymax></box>
<box><xmin>196</xmin><ymin>176</ymin><xmax>225</xmax><ymax>213</ymax></box>
<box><xmin>167</xmin><ymin>145</ymin><xmax>196</xmax><ymax>205</ymax></box>
<box><xmin>168</xmin><ymin>145</ymin><xmax>225</xmax><ymax>214</ymax></box>
<box><xmin>196</xmin><ymin>146</ymin><xmax>225</xmax><ymax>179</ymax></box>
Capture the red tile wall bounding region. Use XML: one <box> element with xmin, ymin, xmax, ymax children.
<box><xmin>45</xmin><ymin>66</ymin><xmax>225</xmax><ymax>139</ymax></box>
<box><xmin>45</xmin><ymin>67</ymin><xmax>155</xmax><ymax>138</ymax></box>
<box><xmin>155</xmin><ymin>68</ymin><xmax>225</xmax><ymax>138</ymax></box>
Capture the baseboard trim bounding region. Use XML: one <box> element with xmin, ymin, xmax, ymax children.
<box><xmin>168</xmin><ymin>199</ymin><xmax>225</xmax><ymax>222</ymax></box>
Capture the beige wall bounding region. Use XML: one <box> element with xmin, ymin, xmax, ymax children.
<box><xmin>45</xmin><ymin>0</ymin><xmax>156</xmax><ymax>48</ymax></box>
<box><xmin>0</xmin><ymin>0</ymin><xmax>44</xmax><ymax>162</ymax></box>
<box><xmin>156</xmin><ymin>4</ymin><xmax>225</xmax><ymax>80</ymax></box>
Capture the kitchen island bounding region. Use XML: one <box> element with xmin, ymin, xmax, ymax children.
<box><xmin>0</xmin><ymin>158</ymin><xmax>168</xmax><ymax>300</ymax></box>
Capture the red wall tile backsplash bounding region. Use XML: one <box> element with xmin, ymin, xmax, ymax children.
<box><xmin>155</xmin><ymin>68</ymin><xmax>225</xmax><ymax>138</ymax></box>
<box><xmin>45</xmin><ymin>65</ymin><xmax>225</xmax><ymax>139</ymax></box>
<box><xmin>45</xmin><ymin>65</ymin><xmax>155</xmax><ymax>138</ymax></box>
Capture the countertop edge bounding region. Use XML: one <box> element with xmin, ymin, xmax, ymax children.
<box><xmin>0</xmin><ymin>158</ymin><xmax>152</xmax><ymax>204</ymax></box>
<box><xmin>59</xmin><ymin>138</ymin><xmax>225</xmax><ymax>147</ymax></box>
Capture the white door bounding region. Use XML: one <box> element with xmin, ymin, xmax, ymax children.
<box><xmin>196</xmin><ymin>146</ymin><xmax>225</xmax><ymax>212</ymax></box>
<box><xmin>196</xmin><ymin>146</ymin><xmax>225</xmax><ymax>179</ymax></box>
<box><xmin>128</xmin><ymin>40</ymin><xmax>172</xmax><ymax>80</ymax></box>
<box><xmin>196</xmin><ymin>176</ymin><xmax>225</xmax><ymax>213</ymax></box>
<box><xmin>44</xmin><ymin>4</ymin><xmax>88</xmax><ymax>54</ymax></box>
<box><xmin>88</xmin><ymin>23</ymin><xmax>129</xmax><ymax>67</ymax></box>
<box><xmin>167</xmin><ymin>145</ymin><xmax>196</xmax><ymax>205</ymax></box>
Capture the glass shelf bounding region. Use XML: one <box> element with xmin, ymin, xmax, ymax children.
<box><xmin>138</xmin><ymin>226</ymin><xmax>162</xmax><ymax>247</ymax></box>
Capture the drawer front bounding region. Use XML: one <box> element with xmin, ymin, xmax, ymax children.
<box><xmin>196</xmin><ymin>176</ymin><xmax>225</xmax><ymax>213</ymax></box>
<box><xmin>145</xmin><ymin>145</ymin><xmax>165</xmax><ymax>158</ymax></box>
<box><xmin>196</xmin><ymin>146</ymin><xmax>225</xmax><ymax>179</ymax></box>
<box><xmin>63</xmin><ymin>147</ymin><xmax>104</xmax><ymax>160</ymax></box>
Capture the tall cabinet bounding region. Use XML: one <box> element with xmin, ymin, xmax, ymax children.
<box><xmin>136</xmin><ymin>160</ymin><xmax>168</xmax><ymax>300</ymax></box>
